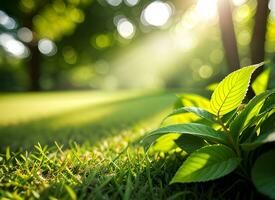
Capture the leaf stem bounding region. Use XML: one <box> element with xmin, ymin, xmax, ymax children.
<box><xmin>218</xmin><ymin>117</ymin><xmax>241</xmax><ymax>157</ymax></box>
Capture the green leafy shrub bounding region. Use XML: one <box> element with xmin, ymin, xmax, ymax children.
<box><xmin>143</xmin><ymin>62</ymin><xmax>275</xmax><ymax>198</ymax></box>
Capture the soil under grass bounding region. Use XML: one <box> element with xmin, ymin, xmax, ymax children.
<box><xmin>0</xmin><ymin>91</ymin><xmax>266</xmax><ymax>199</ymax></box>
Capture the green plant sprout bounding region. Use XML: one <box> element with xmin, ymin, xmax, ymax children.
<box><xmin>143</xmin><ymin>62</ymin><xmax>275</xmax><ymax>199</ymax></box>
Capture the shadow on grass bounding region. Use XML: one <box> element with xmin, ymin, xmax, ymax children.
<box><xmin>0</xmin><ymin>93</ymin><xmax>175</xmax><ymax>151</ymax></box>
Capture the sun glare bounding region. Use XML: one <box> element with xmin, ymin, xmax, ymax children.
<box><xmin>232</xmin><ymin>0</ymin><xmax>247</xmax><ymax>6</ymax></box>
<box><xmin>195</xmin><ymin>0</ymin><xmax>218</xmax><ymax>20</ymax></box>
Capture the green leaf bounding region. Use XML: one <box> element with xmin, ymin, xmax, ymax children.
<box><xmin>170</xmin><ymin>144</ymin><xmax>240</xmax><ymax>183</ymax></box>
<box><xmin>142</xmin><ymin>123</ymin><xmax>229</xmax><ymax>151</ymax></box>
<box><xmin>6</xmin><ymin>146</ymin><xmax>10</xmax><ymax>161</ymax></box>
<box><xmin>260</xmin><ymin>93</ymin><xmax>275</xmax><ymax>115</ymax></box>
<box><xmin>242</xmin><ymin>100</ymin><xmax>265</xmax><ymax>129</ymax></box>
<box><xmin>240</xmin><ymin>111</ymin><xmax>267</xmax><ymax>136</ymax></box>
<box><xmin>65</xmin><ymin>185</ymin><xmax>77</xmax><ymax>200</ymax></box>
<box><xmin>221</xmin><ymin>109</ymin><xmax>237</xmax><ymax>125</ymax></box>
<box><xmin>252</xmin><ymin>67</ymin><xmax>271</xmax><ymax>95</ymax></box>
<box><xmin>206</xmin><ymin>82</ymin><xmax>218</xmax><ymax>91</ymax></box>
<box><xmin>175</xmin><ymin>93</ymin><xmax>210</xmax><ymax>109</ymax></box>
<box><xmin>252</xmin><ymin>150</ymin><xmax>275</xmax><ymax>199</ymax></box>
<box><xmin>240</xmin><ymin>131</ymin><xmax>275</xmax><ymax>151</ymax></box>
<box><xmin>239</xmin><ymin>113</ymin><xmax>275</xmax><ymax>150</ymax></box>
<box><xmin>151</xmin><ymin>134</ymin><xmax>180</xmax><ymax>153</ymax></box>
<box><xmin>174</xmin><ymin>97</ymin><xmax>184</xmax><ymax>109</ymax></box>
<box><xmin>161</xmin><ymin>112</ymin><xmax>200</xmax><ymax>126</ymax></box>
<box><xmin>239</xmin><ymin>108</ymin><xmax>275</xmax><ymax>144</ymax></box>
<box><xmin>163</xmin><ymin>106</ymin><xmax>217</xmax><ymax>124</ymax></box>
<box><xmin>175</xmin><ymin>134</ymin><xmax>206</xmax><ymax>153</ymax></box>
<box><xmin>261</xmin><ymin>112</ymin><xmax>275</xmax><ymax>135</ymax></box>
<box><xmin>210</xmin><ymin>63</ymin><xmax>263</xmax><ymax>117</ymax></box>
<box><xmin>230</xmin><ymin>89</ymin><xmax>275</xmax><ymax>140</ymax></box>
<box><xmin>169</xmin><ymin>93</ymin><xmax>211</xmax><ymax>126</ymax></box>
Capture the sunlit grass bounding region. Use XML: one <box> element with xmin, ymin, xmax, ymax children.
<box><xmin>0</xmin><ymin>90</ymin><xmax>145</xmax><ymax>125</ymax></box>
<box><xmin>0</xmin><ymin>91</ymin><xmax>181</xmax><ymax>199</ymax></box>
<box><xmin>0</xmin><ymin>91</ymin><xmax>262</xmax><ymax>199</ymax></box>
<box><xmin>0</xmin><ymin>90</ymin><xmax>175</xmax><ymax>150</ymax></box>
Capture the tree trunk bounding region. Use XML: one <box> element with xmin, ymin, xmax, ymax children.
<box><xmin>24</xmin><ymin>16</ymin><xmax>41</xmax><ymax>91</ymax></box>
<box><xmin>28</xmin><ymin>42</ymin><xmax>41</xmax><ymax>91</ymax></box>
<box><xmin>217</xmin><ymin>0</ymin><xmax>240</xmax><ymax>72</ymax></box>
<box><xmin>250</xmin><ymin>0</ymin><xmax>269</xmax><ymax>82</ymax></box>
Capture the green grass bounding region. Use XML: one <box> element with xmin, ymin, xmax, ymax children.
<box><xmin>0</xmin><ymin>90</ymin><xmax>174</xmax><ymax>150</ymax></box>
<box><xmin>0</xmin><ymin>91</ymin><xmax>264</xmax><ymax>199</ymax></box>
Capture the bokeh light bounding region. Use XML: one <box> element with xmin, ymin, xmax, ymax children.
<box><xmin>269</xmin><ymin>0</ymin><xmax>275</xmax><ymax>11</ymax></box>
<box><xmin>141</xmin><ymin>1</ymin><xmax>172</xmax><ymax>27</ymax></box>
<box><xmin>38</xmin><ymin>38</ymin><xmax>57</xmax><ymax>56</ymax></box>
<box><xmin>95</xmin><ymin>34</ymin><xmax>112</xmax><ymax>49</ymax></box>
<box><xmin>234</xmin><ymin>4</ymin><xmax>251</xmax><ymax>23</ymax></box>
<box><xmin>124</xmin><ymin>0</ymin><xmax>139</xmax><ymax>7</ymax></box>
<box><xmin>237</xmin><ymin>30</ymin><xmax>251</xmax><ymax>46</ymax></box>
<box><xmin>199</xmin><ymin>65</ymin><xmax>213</xmax><ymax>79</ymax></box>
<box><xmin>117</xmin><ymin>18</ymin><xmax>135</xmax><ymax>39</ymax></box>
<box><xmin>0</xmin><ymin>0</ymin><xmax>274</xmax><ymax>92</ymax></box>
<box><xmin>62</xmin><ymin>46</ymin><xmax>77</xmax><ymax>64</ymax></box>
<box><xmin>17</xmin><ymin>27</ymin><xmax>33</xmax><ymax>43</ymax></box>
<box><xmin>269</xmin><ymin>0</ymin><xmax>275</xmax><ymax>18</ymax></box>
<box><xmin>0</xmin><ymin>33</ymin><xmax>29</xmax><ymax>58</ymax></box>
<box><xmin>106</xmin><ymin>0</ymin><xmax>122</xmax><ymax>7</ymax></box>
<box><xmin>0</xmin><ymin>10</ymin><xmax>17</xmax><ymax>30</ymax></box>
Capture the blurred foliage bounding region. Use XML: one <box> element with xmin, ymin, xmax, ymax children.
<box><xmin>0</xmin><ymin>0</ymin><xmax>274</xmax><ymax>91</ymax></box>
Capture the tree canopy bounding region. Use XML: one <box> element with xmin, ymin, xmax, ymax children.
<box><xmin>0</xmin><ymin>0</ymin><xmax>275</xmax><ymax>91</ymax></box>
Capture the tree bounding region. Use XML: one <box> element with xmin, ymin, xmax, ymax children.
<box><xmin>217</xmin><ymin>0</ymin><xmax>240</xmax><ymax>72</ymax></box>
<box><xmin>250</xmin><ymin>0</ymin><xmax>269</xmax><ymax>82</ymax></box>
<box><xmin>2</xmin><ymin>0</ymin><xmax>92</xmax><ymax>90</ymax></box>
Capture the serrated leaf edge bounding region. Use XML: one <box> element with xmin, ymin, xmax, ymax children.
<box><xmin>210</xmin><ymin>62</ymin><xmax>264</xmax><ymax>117</ymax></box>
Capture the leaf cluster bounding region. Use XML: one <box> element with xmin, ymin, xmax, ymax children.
<box><xmin>143</xmin><ymin>63</ymin><xmax>275</xmax><ymax>198</ymax></box>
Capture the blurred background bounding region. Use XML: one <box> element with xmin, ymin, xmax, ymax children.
<box><xmin>0</xmin><ymin>0</ymin><xmax>275</xmax><ymax>92</ymax></box>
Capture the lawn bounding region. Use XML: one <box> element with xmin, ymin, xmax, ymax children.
<box><xmin>0</xmin><ymin>90</ymin><xmax>174</xmax><ymax>150</ymax></box>
<box><xmin>0</xmin><ymin>91</ymin><xmax>265</xmax><ymax>199</ymax></box>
